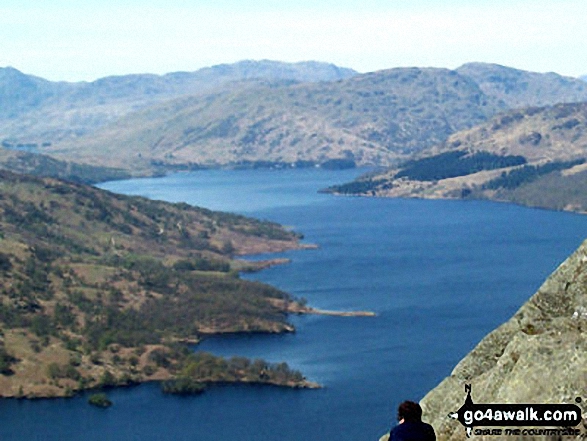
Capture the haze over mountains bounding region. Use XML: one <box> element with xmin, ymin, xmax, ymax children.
<box><xmin>0</xmin><ymin>60</ymin><xmax>356</xmax><ymax>147</ymax></box>
<box><xmin>2</xmin><ymin>60</ymin><xmax>587</xmax><ymax>173</ymax></box>
<box><xmin>457</xmin><ymin>63</ymin><xmax>587</xmax><ymax>108</ymax></box>
<box><xmin>47</xmin><ymin>66</ymin><xmax>498</xmax><ymax>170</ymax></box>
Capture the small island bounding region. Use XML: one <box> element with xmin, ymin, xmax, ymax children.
<box><xmin>88</xmin><ymin>393</ymin><xmax>112</xmax><ymax>408</ymax></box>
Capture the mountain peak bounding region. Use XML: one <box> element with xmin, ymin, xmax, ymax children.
<box><xmin>0</xmin><ymin>66</ymin><xmax>28</xmax><ymax>81</ymax></box>
<box><xmin>456</xmin><ymin>62</ymin><xmax>587</xmax><ymax>108</ymax></box>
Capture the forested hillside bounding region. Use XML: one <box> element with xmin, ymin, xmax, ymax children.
<box><xmin>330</xmin><ymin>102</ymin><xmax>587</xmax><ymax>214</ymax></box>
<box><xmin>0</xmin><ymin>170</ymin><xmax>311</xmax><ymax>398</ymax></box>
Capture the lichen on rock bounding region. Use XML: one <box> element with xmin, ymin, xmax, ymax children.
<box><xmin>395</xmin><ymin>239</ymin><xmax>587</xmax><ymax>441</ymax></box>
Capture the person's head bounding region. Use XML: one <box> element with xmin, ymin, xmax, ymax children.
<box><xmin>397</xmin><ymin>401</ymin><xmax>422</xmax><ymax>423</ymax></box>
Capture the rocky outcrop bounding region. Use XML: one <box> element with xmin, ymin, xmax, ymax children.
<box><xmin>424</xmin><ymin>239</ymin><xmax>587</xmax><ymax>440</ymax></box>
<box><xmin>381</xmin><ymin>239</ymin><xmax>587</xmax><ymax>441</ymax></box>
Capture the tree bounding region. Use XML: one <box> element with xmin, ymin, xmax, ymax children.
<box><xmin>88</xmin><ymin>393</ymin><xmax>112</xmax><ymax>408</ymax></box>
<box><xmin>0</xmin><ymin>253</ymin><xmax>12</xmax><ymax>272</ymax></box>
<box><xmin>0</xmin><ymin>347</ymin><xmax>16</xmax><ymax>375</ymax></box>
<box><xmin>221</xmin><ymin>240</ymin><xmax>235</xmax><ymax>256</ymax></box>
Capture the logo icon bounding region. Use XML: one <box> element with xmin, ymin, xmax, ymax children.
<box><xmin>448</xmin><ymin>385</ymin><xmax>582</xmax><ymax>438</ymax></box>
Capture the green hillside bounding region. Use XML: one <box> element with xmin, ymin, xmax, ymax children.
<box><xmin>0</xmin><ymin>170</ymin><xmax>311</xmax><ymax>398</ymax></box>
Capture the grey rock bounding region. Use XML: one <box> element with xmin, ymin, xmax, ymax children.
<box><xmin>381</xmin><ymin>239</ymin><xmax>587</xmax><ymax>441</ymax></box>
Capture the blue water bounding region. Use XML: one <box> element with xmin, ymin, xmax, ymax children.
<box><xmin>2</xmin><ymin>168</ymin><xmax>587</xmax><ymax>441</ymax></box>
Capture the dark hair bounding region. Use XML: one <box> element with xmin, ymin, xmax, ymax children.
<box><xmin>397</xmin><ymin>401</ymin><xmax>422</xmax><ymax>422</ymax></box>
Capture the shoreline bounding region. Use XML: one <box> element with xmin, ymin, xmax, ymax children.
<box><xmin>0</xmin><ymin>375</ymin><xmax>321</xmax><ymax>400</ymax></box>
<box><xmin>330</xmin><ymin>188</ymin><xmax>587</xmax><ymax>217</ymax></box>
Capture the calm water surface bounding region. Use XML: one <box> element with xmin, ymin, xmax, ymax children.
<box><xmin>2</xmin><ymin>168</ymin><xmax>587</xmax><ymax>441</ymax></box>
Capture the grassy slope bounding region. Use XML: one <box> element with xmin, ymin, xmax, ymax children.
<box><xmin>0</xmin><ymin>170</ymin><xmax>307</xmax><ymax>397</ymax></box>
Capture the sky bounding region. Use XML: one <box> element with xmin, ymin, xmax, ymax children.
<box><xmin>2</xmin><ymin>0</ymin><xmax>587</xmax><ymax>82</ymax></box>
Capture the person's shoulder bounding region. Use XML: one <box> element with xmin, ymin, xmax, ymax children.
<box><xmin>390</xmin><ymin>421</ymin><xmax>435</xmax><ymax>440</ymax></box>
<box><xmin>421</xmin><ymin>421</ymin><xmax>436</xmax><ymax>440</ymax></box>
<box><xmin>421</xmin><ymin>422</ymin><xmax>434</xmax><ymax>430</ymax></box>
<box><xmin>405</xmin><ymin>421</ymin><xmax>433</xmax><ymax>429</ymax></box>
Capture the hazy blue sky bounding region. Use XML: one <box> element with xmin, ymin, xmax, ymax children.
<box><xmin>2</xmin><ymin>0</ymin><xmax>586</xmax><ymax>81</ymax></box>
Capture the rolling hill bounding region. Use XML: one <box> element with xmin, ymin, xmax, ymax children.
<box><xmin>329</xmin><ymin>102</ymin><xmax>587</xmax><ymax>213</ymax></box>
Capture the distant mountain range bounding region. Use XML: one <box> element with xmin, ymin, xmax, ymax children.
<box><xmin>0</xmin><ymin>60</ymin><xmax>356</xmax><ymax>146</ymax></box>
<box><xmin>2</xmin><ymin>61</ymin><xmax>587</xmax><ymax>173</ymax></box>
<box><xmin>46</xmin><ymin>66</ymin><xmax>501</xmax><ymax>170</ymax></box>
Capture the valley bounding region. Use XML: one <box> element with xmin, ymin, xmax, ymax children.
<box><xmin>2</xmin><ymin>58</ymin><xmax>587</xmax><ymax>440</ymax></box>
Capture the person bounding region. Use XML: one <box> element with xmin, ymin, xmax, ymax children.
<box><xmin>388</xmin><ymin>400</ymin><xmax>436</xmax><ymax>441</ymax></box>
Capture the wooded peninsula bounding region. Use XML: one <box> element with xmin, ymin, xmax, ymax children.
<box><xmin>0</xmin><ymin>170</ymin><xmax>316</xmax><ymax>398</ymax></box>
